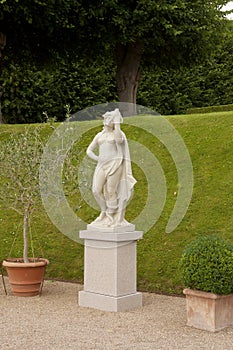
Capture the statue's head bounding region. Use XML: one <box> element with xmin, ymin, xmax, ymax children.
<box><xmin>102</xmin><ymin>108</ymin><xmax>123</xmax><ymax>126</ymax></box>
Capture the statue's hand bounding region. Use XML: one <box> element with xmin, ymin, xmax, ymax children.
<box><xmin>113</xmin><ymin>110</ymin><xmax>123</xmax><ymax>124</ymax></box>
<box><xmin>87</xmin><ymin>149</ymin><xmax>99</xmax><ymax>162</ymax></box>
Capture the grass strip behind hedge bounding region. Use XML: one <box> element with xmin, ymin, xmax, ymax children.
<box><xmin>186</xmin><ymin>104</ymin><xmax>233</xmax><ymax>114</ymax></box>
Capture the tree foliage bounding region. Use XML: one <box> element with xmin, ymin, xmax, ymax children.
<box><xmin>0</xmin><ymin>126</ymin><xmax>47</xmax><ymax>261</ymax></box>
<box><xmin>0</xmin><ymin>0</ymin><xmax>232</xmax><ymax>121</ymax></box>
<box><xmin>76</xmin><ymin>0</ymin><xmax>230</xmax><ymax>111</ymax></box>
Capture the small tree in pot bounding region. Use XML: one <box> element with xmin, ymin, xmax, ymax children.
<box><xmin>0</xmin><ymin>126</ymin><xmax>49</xmax><ymax>296</ymax></box>
<box><xmin>179</xmin><ymin>235</ymin><xmax>233</xmax><ymax>332</ymax></box>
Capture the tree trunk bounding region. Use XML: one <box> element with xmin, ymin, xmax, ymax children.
<box><xmin>23</xmin><ymin>209</ymin><xmax>29</xmax><ymax>263</ymax></box>
<box><xmin>116</xmin><ymin>39</ymin><xmax>143</xmax><ymax>117</ymax></box>
<box><xmin>0</xmin><ymin>32</ymin><xmax>6</xmax><ymax>124</ymax></box>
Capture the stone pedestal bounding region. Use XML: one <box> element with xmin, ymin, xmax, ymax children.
<box><xmin>78</xmin><ymin>229</ymin><xmax>143</xmax><ymax>312</ymax></box>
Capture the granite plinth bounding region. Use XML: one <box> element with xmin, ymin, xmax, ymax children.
<box><xmin>78</xmin><ymin>228</ymin><xmax>143</xmax><ymax>312</ymax></box>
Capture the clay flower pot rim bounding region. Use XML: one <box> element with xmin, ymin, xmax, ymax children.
<box><xmin>2</xmin><ymin>258</ymin><xmax>49</xmax><ymax>268</ymax></box>
<box><xmin>183</xmin><ymin>288</ymin><xmax>233</xmax><ymax>300</ymax></box>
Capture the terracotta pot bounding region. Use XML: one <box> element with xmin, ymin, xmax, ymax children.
<box><xmin>2</xmin><ymin>258</ymin><xmax>49</xmax><ymax>297</ymax></box>
<box><xmin>183</xmin><ymin>288</ymin><xmax>233</xmax><ymax>332</ymax></box>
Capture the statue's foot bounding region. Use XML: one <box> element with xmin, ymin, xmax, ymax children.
<box><xmin>121</xmin><ymin>218</ymin><xmax>131</xmax><ymax>226</ymax></box>
<box><xmin>105</xmin><ymin>212</ymin><xmax>114</xmax><ymax>226</ymax></box>
<box><xmin>92</xmin><ymin>211</ymin><xmax>106</xmax><ymax>223</ymax></box>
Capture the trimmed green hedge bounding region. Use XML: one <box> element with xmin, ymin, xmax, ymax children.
<box><xmin>1</xmin><ymin>29</ymin><xmax>233</xmax><ymax>123</ymax></box>
<box><xmin>1</xmin><ymin>56</ymin><xmax>117</xmax><ymax>124</ymax></box>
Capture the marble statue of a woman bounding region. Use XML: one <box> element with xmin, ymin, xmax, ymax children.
<box><xmin>86</xmin><ymin>108</ymin><xmax>136</xmax><ymax>229</ymax></box>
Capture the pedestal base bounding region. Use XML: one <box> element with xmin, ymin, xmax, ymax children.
<box><xmin>79</xmin><ymin>228</ymin><xmax>143</xmax><ymax>312</ymax></box>
<box><xmin>79</xmin><ymin>291</ymin><xmax>142</xmax><ymax>312</ymax></box>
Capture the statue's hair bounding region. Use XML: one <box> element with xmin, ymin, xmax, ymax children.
<box><xmin>102</xmin><ymin>108</ymin><xmax>122</xmax><ymax>123</ymax></box>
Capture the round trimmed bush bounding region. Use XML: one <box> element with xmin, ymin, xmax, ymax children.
<box><xmin>179</xmin><ymin>235</ymin><xmax>233</xmax><ymax>295</ymax></box>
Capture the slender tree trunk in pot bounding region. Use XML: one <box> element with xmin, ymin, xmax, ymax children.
<box><xmin>23</xmin><ymin>208</ymin><xmax>29</xmax><ymax>263</ymax></box>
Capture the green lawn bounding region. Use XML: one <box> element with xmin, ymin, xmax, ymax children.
<box><xmin>0</xmin><ymin>111</ymin><xmax>233</xmax><ymax>295</ymax></box>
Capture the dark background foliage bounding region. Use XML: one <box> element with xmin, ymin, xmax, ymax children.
<box><xmin>0</xmin><ymin>1</ymin><xmax>232</xmax><ymax>123</ymax></box>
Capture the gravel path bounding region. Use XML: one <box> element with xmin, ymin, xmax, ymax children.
<box><xmin>0</xmin><ymin>279</ymin><xmax>233</xmax><ymax>350</ymax></box>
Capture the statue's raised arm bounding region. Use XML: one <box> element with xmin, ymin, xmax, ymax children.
<box><xmin>86</xmin><ymin>108</ymin><xmax>136</xmax><ymax>230</ymax></box>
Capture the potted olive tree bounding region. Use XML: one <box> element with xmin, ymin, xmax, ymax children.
<box><xmin>179</xmin><ymin>235</ymin><xmax>233</xmax><ymax>332</ymax></box>
<box><xmin>0</xmin><ymin>126</ymin><xmax>49</xmax><ymax>296</ymax></box>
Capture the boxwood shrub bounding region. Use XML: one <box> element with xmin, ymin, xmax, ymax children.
<box><xmin>179</xmin><ymin>235</ymin><xmax>233</xmax><ymax>295</ymax></box>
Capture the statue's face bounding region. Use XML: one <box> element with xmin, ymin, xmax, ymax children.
<box><xmin>102</xmin><ymin>109</ymin><xmax>121</xmax><ymax>127</ymax></box>
<box><xmin>103</xmin><ymin>117</ymin><xmax>113</xmax><ymax>127</ymax></box>
<box><xmin>102</xmin><ymin>111</ymin><xmax>114</xmax><ymax>127</ymax></box>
